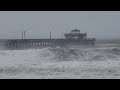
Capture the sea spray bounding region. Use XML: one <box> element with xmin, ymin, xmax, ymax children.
<box><xmin>0</xmin><ymin>46</ymin><xmax>120</xmax><ymax>78</ymax></box>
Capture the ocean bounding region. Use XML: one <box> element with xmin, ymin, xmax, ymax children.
<box><xmin>0</xmin><ymin>39</ymin><xmax>120</xmax><ymax>79</ymax></box>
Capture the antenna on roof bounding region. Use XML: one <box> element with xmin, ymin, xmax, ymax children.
<box><xmin>75</xmin><ymin>25</ymin><xmax>77</xmax><ymax>30</ymax></box>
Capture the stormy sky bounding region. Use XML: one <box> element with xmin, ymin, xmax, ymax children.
<box><xmin>0</xmin><ymin>11</ymin><xmax>120</xmax><ymax>39</ymax></box>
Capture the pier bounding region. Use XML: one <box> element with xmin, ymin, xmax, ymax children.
<box><xmin>1</xmin><ymin>29</ymin><xmax>96</xmax><ymax>50</ymax></box>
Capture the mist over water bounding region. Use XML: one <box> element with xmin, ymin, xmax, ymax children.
<box><xmin>0</xmin><ymin>40</ymin><xmax>120</xmax><ymax>79</ymax></box>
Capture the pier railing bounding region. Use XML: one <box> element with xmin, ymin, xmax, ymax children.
<box><xmin>0</xmin><ymin>38</ymin><xmax>96</xmax><ymax>50</ymax></box>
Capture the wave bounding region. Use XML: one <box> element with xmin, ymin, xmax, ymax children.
<box><xmin>1</xmin><ymin>46</ymin><xmax>120</xmax><ymax>78</ymax></box>
<box><xmin>0</xmin><ymin>46</ymin><xmax>120</xmax><ymax>62</ymax></box>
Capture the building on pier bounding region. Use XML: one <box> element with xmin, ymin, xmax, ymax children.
<box><xmin>64</xmin><ymin>29</ymin><xmax>87</xmax><ymax>40</ymax></box>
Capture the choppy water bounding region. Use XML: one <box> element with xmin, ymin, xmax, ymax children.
<box><xmin>1</xmin><ymin>43</ymin><xmax>120</xmax><ymax>79</ymax></box>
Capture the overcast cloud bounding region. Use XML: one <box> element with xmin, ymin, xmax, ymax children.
<box><xmin>0</xmin><ymin>11</ymin><xmax>120</xmax><ymax>39</ymax></box>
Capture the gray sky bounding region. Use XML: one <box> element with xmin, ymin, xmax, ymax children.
<box><xmin>0</xmin><ymin>11</ymin><xmax>120</xmax><ymax>39</ymax></box>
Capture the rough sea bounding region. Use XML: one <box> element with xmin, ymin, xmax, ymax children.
<box><xmin>0</xmin><ymin>40</ymin><xmax>120</xmax><ymax>79</ymax></box>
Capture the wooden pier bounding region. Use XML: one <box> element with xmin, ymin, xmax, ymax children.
<box><xmin>0</xmin><ymin>29</ymin><xmax>96</xmax><ymax>50</ymax></box>
<box><xmin>4</xmin><ymin>39</ymin><xmax>95</xmax><ymax>50</ymax></box>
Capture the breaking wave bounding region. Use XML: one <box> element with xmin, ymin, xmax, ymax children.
<box><xmin>1</xmin><ymin>46</ymin><xmax>120</xmax><ymax>65</ymax></box>
<box><xmin>1</xmin><ymin>45</ymin><xmax>120</xmax><ymax>78</ymax></box>
<box><xmin>38</xmin><ymin>47</ymin><xmax>120</xmax><ymax>61</ymax></box>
